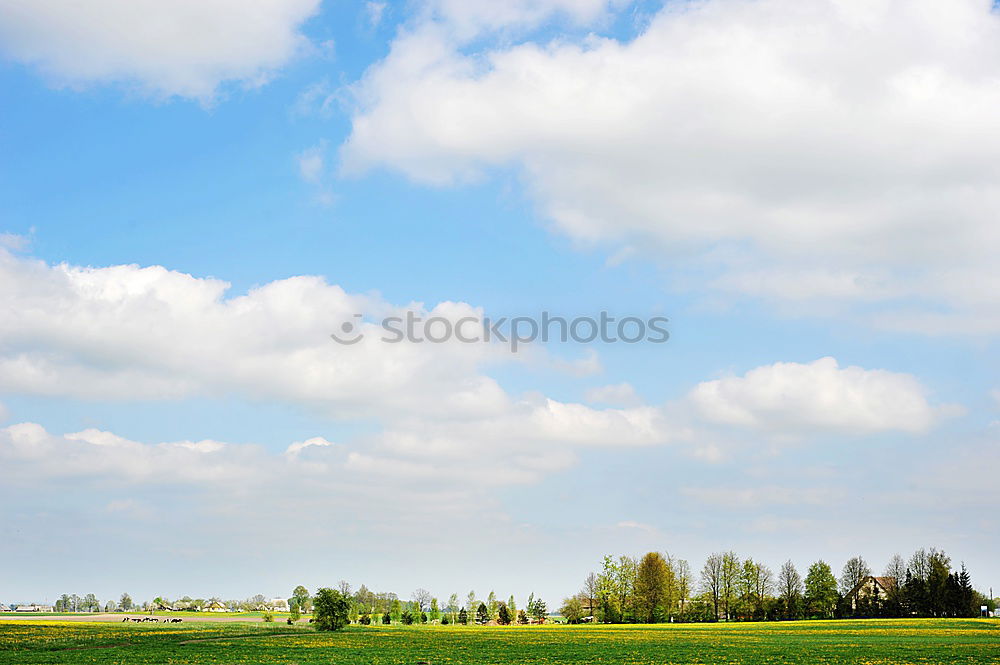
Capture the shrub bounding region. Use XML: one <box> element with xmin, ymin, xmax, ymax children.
<box><xmin>498</xmin><ymin>603</ymin><xmax>512</xmax><ymax>625</ymax></box>
<box><xmin>458</xmin><ymin>608</ymin><xmax>469</xmax><ymax>625</ymax></box>
<box><xmin>262</xmin><ymin>610</ymin><xmax>274</xmax><ymax>623</ymax></box>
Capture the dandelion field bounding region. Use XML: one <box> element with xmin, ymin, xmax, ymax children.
<box><xmin>1</xmin><ymin>618</ymin><xmax>998</xmax><ymax>665</ymax></box>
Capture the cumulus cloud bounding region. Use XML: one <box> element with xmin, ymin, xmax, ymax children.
<box><xmin>0</xmin><ymin>0</ymin><xmax>321</xmax><ymax>100</ymax></box>
<box><xmin>688</xmin><ymin>357</ymin><xmax>956</xmax><ymax>435</ymax></box>
<box><xmin>0</xmin><ymin>250</ymin><xmax>954</xmax><ymax>490</ymax></box>
<box><xmin>342</xmin><ymin>0</ymin><xmax>1000</xmax><ymax>332</ymax></box>
<box><xmin>0</xmin><ymin>249</ymin><xmax>683</xmax><ymax>484</ymax></box>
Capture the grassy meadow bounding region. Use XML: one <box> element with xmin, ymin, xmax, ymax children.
<box><xmin>1</xmin><ymin>618</ymin><xmax>997</xmax><ymax>664</ymax></box>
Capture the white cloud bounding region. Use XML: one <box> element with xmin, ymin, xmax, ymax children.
<box><xmin>585</xmin><ymin>382</ymin><xmax>640</xmax><ymax>407</ymax></box>
<box><xmin>688</xmin><ymin>357</ymin><xmax>955</xmax><ymax>435</ymax></box>
<box><xmin>285</xmin><ymin>436</ymin><xmax>335</xmax><ymax>456</ymax></box>
<box><xmin>342</xmin><ymin>0</ymin><xmax>1000</xmax><ymax>332</ymax></box>
<box><xmin>0</xmin><ymin>249</ymin><xmax>682</xmax><ymax>484</ymax></box>
<box><xmin>366</xmin><ymin>1</ymin><xmax>388</xmax><ymax>28</ymax></box>
<box><xmin>425</xmin><ymin>0</ymin><xmax>626</xmax><ymax>40</ymax></box>
<box><xmin>297</xmin><ymin>142</ymin><xmax>327</xmax><ymax>184</ymax></box>
<box><xmin>0</xmin><ymin>232</ymin><xmax>29</xmax><ymax>251</ymax></box>
<box><xmin>0</xmin><ymin>250</ymin><xmax>954</xmax><ymax>495</ymax></box>
<box><xmin>0</xmin><ymin>0</ymin><xmax>321</xmax><ymax>100</ymax></box>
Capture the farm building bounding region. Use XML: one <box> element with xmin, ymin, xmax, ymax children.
<box><xmin>15</xmin><ymin>604</ymin><xmax>54</xmax><ymax>612</ymax></box>
<box><xmin>0</xmin><ymin>604</ymin><xmax>11</xmax><ymax>612</ymax></box>
<box><xmin>846</xmin><ymin>576</ymin><xmax>897</xmax><ymax>612</ymax></box>
<box><xmin>269</xmin><ymin>598</ymin><xmax>290</xmax><ymax>611</ymax></box>
<box><xmin>205</xmin><ymin>601</ymin><xmax>227</xmax><ymax>612</ymax></box>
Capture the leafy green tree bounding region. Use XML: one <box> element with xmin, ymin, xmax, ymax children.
<box><xmin>458</xmin><ymin>607</ymin><xmax>469</xmax><ymax>625</ymax></box>
<box><xmin>382</xmin><ymin>611</ymin><xmax>391</xmax><ymax>625</ymax></box>
<box><xmin>497</xmin><ymin>602</ymin><xmax>512</xmax><ymax>625</ymax></box>
<box><xmin>804</xmin><ymin>560</ymin><xmax>839</xmax><ymax>618</ymax></box>
<box><xmin>487</xmin><ymin>591</ymin><xmax>498</xmax><ymax>620</ymax></box>
<box><xmin>517</xmin><ymin>609</ymin><xmax>529</xmax><ymax>624</ymax></box>
<box><xmin>507</xmin><ymin>595</ymin><xmax>517</xmax><ymax>619</ymax></box>
<box><xmin>292</xmin><ymin>586</ymin><xmax>311</xmax><ymax>613</ymax></box>
<box><xmin>430</xmin><ymin>597</ymin><xmax>440</xmax><ymax>622</ymax></box>
<box><xmin>635</xmin><ymin>552</ymin><xmax>672</xmax><ymax>623</ymax></box>
<box><xmin>529</xmin><ymin>595</ymin><xmax>548</xmax><ymax>622</ymax></box>
<box><xmin>401</xmin><ymin>610</ymin><xmax>414</xmax><ymax>625</ymax></box>
<box><xmin>560</xmin><ymin>596</ymin><xmax>585</xmax><ymax>623</ymax></box>
<box><xmin>120</xmin><ymin>593</ymin><xmax>133</xmax><ymax>612</ymax></box>
<box><xmin>390</xmin><ymin>598</ymin><xmax>402</xmax><ymax>623</ymax></box>
<box><xmin>476</xmin><ymin>602</ymin><xmax>489</xmax><ymax>624</ymax></box>
<box><xmin>441</xmin><ymin>613</ymin><xmax>451</xmax><ymax>625</ymax></box>
<box><xmin>313</xmin><ymin>588</ymin><xmax>350</xmax><ymax>631</ymax></box>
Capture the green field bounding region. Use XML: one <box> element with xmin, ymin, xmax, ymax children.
<box><xmin>1</xmin><ymin>618</ymin><xmax>998</xmax><ymax>664</ymax></box>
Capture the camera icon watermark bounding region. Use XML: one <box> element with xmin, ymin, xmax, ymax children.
<box><xmin>331</xmin><ymin>311</ymin><xmax>669</xmax><ymax>351</ymax></box>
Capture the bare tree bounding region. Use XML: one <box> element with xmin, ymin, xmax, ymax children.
<box><xmin>778</xmin><ymin>560</ymin><xmax>803</xmax><ymax>619</ymax></box>
<box><xmin>338</xmin><ymin>580</ymin><xmax>353</xmax><ymax>598</ymax></box>
<box><xmin>701</xmin><ymin>553</ymin><xmax>724</xmax><ymax>620</ymax></box>
<box><xmin>839</xmin><ymin>556</ymin><xmax>871</xmax><ymax>596</ymax></box>
<box><xmin>753</xmin><ymin>562</ymin><xmax>773</xmax><ymax>617</ymax></box>
<box><xmin>582</xmin><ymin>572</ymin><xmax>599</xmax><ymax>618</ymax></box>
<box><xmin>884</xmin><ymin>554</ymin><xmax>906</xmax><ymax>582</ymax></box>
<box><xmin>720</xmin><ymin>551</ymin><xmax>740</xmax><ymax>621</ymax></box>
<box><xmin>412</xmin><ymin>588</ymin><xmax>432</xmax><ymax>612</ymax></box>
<box><xmin>674</xmin><ymin>559</ymin><xmax>692</xmax><ymax>615</ymax></box>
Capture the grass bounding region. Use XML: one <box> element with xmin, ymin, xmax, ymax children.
<box><xmin>1</xmin><ymin>618</ymin><xmax>998</xmax><ymax>664</ymax></box>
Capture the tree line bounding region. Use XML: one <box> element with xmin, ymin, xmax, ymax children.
<box><xmin>562</xmin><ymin>547</ymin><xmax>994</xmax><ymax>623</ymax></box>
<box><xmin>302</xmin><ymin>582</ymin><xmax>551</xmax><ymax>628</ymax></box>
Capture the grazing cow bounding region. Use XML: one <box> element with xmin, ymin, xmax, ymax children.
<box><xmin>122</xmin><ymin>617</ymin><xmax>128</xmax><ymax>622</ymax></box>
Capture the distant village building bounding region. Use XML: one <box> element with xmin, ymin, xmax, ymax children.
<box><xmin>846</xmin><ymin>576</ymin><xmax>897</xmax><ymax>612</ymax></box>
<box><xmin>0</xmin><ymin>604</ymin><xmax>12</xmax><ymax>612</ymax></box>
<box><xmin>269</xmin><ymin>598</ymin><xmax>290</xmax><ymax>611</ymax></box>
<box><xmin>15</xmin><ymin>604</ymin><xmax>54</xmax><ymax>612</ymax></box>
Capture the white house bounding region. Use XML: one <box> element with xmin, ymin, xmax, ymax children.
<box><xmin>269</xmin><ymin>598</ymin><xmax>290</xmax><ymax>611</ymax></box>
<box><xmin>205</xmin><ymin>601</ymin><xmax>228</xmax><ymax>612</ymax></box>
<box><xmin>0</xmin><ymin>604</ymin><xmax>12</xmax><ymax>612</ymax></box>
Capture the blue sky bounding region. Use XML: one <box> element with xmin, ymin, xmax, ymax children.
<box><xmin>1</xmin><ymin>0</ymin><xmax>998</xmax><ymax>608</ymax></box>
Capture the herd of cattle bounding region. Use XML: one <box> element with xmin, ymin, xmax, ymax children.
<box><xmin>122</xmin><ymin>616</ymin><xmax>183</xmax><ymax>623</ymax></box>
